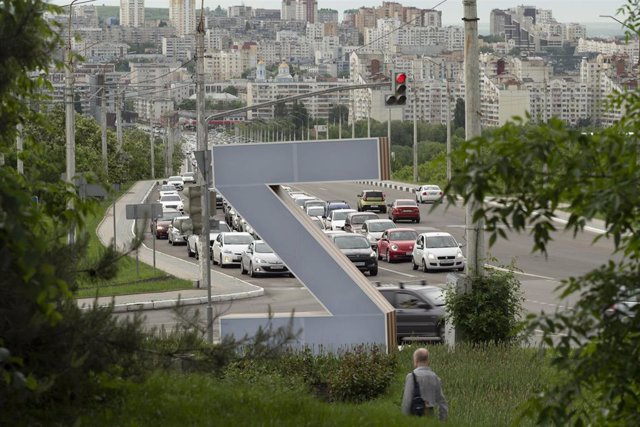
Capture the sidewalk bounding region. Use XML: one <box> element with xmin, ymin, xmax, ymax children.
<box><xmin>76</xmin><ymin>180</ymin><xmax>264</xmax><ymax>313</ymax></box>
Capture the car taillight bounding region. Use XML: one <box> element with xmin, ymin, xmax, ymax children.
<box><xmin>440</xmin><ymin>191</ymin><xmax>443</xmax><ymax>196</ymax></box>
<box><xmin>423</xmin><ymin>192</ymin><xmax>427</xmax><ymax>195</ymax></box>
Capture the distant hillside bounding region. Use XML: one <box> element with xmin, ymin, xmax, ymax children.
<box><xmin>95</xmin><ymin>6</ymin><xmax>169</xmax><ymax>21</ymax></box>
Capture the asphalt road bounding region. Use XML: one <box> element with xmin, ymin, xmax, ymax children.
<box><xmin>124</xmin><ymin>179</ymin><xmax>618</xmax><ymax>334</ymax></box>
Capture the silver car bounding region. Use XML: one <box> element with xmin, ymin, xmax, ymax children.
<box><xmin>240</xmin><ymin>241</ymin><xmax>291</xmax><ymax>277</ymax></box>
<box><xmin>212</xmin><ymin>232</ymin><xmax>254</xmax><ymax>267</ymax></box>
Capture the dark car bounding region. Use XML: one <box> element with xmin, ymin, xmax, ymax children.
<box><xmin>329</xmin><ymin>233</ymin><xmax>378</xmax><ymax>276</ymax></box>
<box><xmin>150</xmin><ymin>208</ymin><xmax>182</xmax><ymax>239</ymax></box>
<box><xmin>388</xmin><ymin>199</ymin><xmax>420</xmax><ymax>223</ymax></box>
<box><xmin>324</xmin><ymin>200</ymin><xmax>351</xmax><ymax>218</ymax></box>
<box><xmin>376</xmin><ymin>283</ymin><xmax>445</xmax><ymax>344</ymax></box>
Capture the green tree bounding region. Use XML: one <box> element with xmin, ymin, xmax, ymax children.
<box><xmin>223</xmin><ymin>85</ymin><xmax>238</xmax><ymax>96</ymax></box>
<box><xmin>446</xmin><ymin>3</ymin><xmax>640</xmax><ymax>423</ymax></box>
<box><xmin>453</xmin><ymin>97</ymin><xmax>465</xmax><ymax>130</ymax></box>
<box><xmin>274</xmin><ymin>98</ymin><xmax>288</xmax><ymax>119</ymax></box>
<box><xmin>328</xmin><ymin>104</ymin><xmax>348</xmax><ymax>124</ymax></box>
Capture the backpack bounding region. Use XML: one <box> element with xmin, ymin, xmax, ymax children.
<box><xmin>410</xmin><ymin>372</ymin><xmax>426</xmax><ymax>416</ymax></box>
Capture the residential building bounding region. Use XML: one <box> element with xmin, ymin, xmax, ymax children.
<box><xmin>120</xmin><ymin>0</ymin><xmax>144</xmax><ymax>28</ymax></box>
<box><xmin>162</xmin><ymin>36</ymin><xmax>195</xmax><ymax>61</ymax></box>
<box><xmin>317</xmin><ymin>8</ymin><xmax>338</xmax><ymax>24</ymax></box>
<box><xmin>169</xmin><ymin>0</ymin><xmax>196</xmax><ymax>37</ymax></box>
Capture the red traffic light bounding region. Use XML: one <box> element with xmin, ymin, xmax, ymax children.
<box><xmin>395</xmin><ymin>73</ymin><xmax>407</xmax><ymax>84</ymax></box>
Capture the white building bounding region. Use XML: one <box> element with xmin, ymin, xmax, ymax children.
<box><xmin>120</xmin><ymin>0</ymin><xmax>144</xmax><ymax>28</ymax></box>
<box><xmin>169</xmin><ymin>0</ymin><xmax>196</xmax><ymax>37</ymax></box>
<box><xmin>162</xmin><ymin>36</ymin><xmax>195</xmax><ymax>60</ymax></box>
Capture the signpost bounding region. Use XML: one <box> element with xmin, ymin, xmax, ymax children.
<box><xmin>126</xmin><ymin>203</ymin><xmax>163</xmax><ymax>274</ymax></box>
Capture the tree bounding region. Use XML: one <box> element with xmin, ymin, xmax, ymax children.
<box><xmin>453</xmin><ymin>98</ymin><xmax>465</xmax><ymax>130</ymax></box>
<box><xmin>446</xmin><ymin>2</ymin><xmax>640</xmax><ymax>423</ymax></box>
<box><xmin>274</xmin><ymin>98</ymin><xmax>288</xmax><ymax>119</ymax></box>
<box><xmin>223</xmin><ymin>85</ymin><xmax>238</xmax><ymax>96</ymax></box>
<box><xmin>328</xmin><ymin>104</ymin><xmax>348</xmax><ymax>124</ymax></box>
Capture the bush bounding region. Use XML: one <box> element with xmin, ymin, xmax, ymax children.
<box><xmin>444</xmin><ymin>268</ymin><xmax>525</xmax><ymax>344</ymax></box>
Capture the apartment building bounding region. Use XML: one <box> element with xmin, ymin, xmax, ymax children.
<box><xmin>169</xmin><ymin>0</ymin><xmax>196</xmax><ymax>37</ymax></box>
<box><xmin>120</xmin><ymin>0</ymin><xmax>144</xmax><ymax>28</ymax></box>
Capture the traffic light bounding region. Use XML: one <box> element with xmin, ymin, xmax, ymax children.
<box><xmin>184</xmin><ymin>186</ymin><xmax>203</xmax><ymax>230</ymax></box>
<box><xmin>385</xmin><ymin>72</ymin><xmax>408</xmax><ymax>106</ymax></box>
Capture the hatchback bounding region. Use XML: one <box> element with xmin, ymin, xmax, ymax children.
<box><xmin>343</xmin><ymin>211</ymin><xmax>378</xmax><ymax>233</ymax></box>
<box><xmin>377</xmin><ymin>228</ymin><xmax>419</xmax><ymax>262</ymax></box>
<box><xmin>412</xmin><ymin>232</ymin><xmax>465</xmax><ymax>272</ymax></box>
<box><xmin>329</xmin><ymin>233</ymin><xmax>378</xmax><ymax>276</ymax></box>
<box><xmin>240</xmin><ymin>241</ymin><xmax>291</xmax><ymax>277</ymax></box>
<box><xmin>212</xmin><ymin>232</ymin><xmax>255</xmax><ymax>267</ymax></box>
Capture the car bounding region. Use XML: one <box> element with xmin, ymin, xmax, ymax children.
<box><xmin>329</xmin><ymin>233</ymin><xmax>378</xmax><ymax>276</ymax></box>
<box><xmin>211</xmin><ymin>232</ymin><xmax>255</xmax><ymax>267</ymax></box>
<box><xmin>293</xmin><ymin>195</ymin><xmax>317</xmax><ymax>209</ymax></box>
<box><xmin>604</xmin><ymin>287</ymin><xmax>638</xmax><ymax>319</ymax></box>
<box><xmin>377</xmin><ymin>228</ymin><xmax>419</xmax><ymax>263</ymax></box>
<box><xmin>388</xmin><ymin>199</ymin><xmax>420</xmax><ymax>223</ymax></box>
<box><xmin>182</xmin><ymin>172</ymin><xmax>196</xmax><ymax>184</ymax></box>
<box><xmin>224</xmin><ymin>207</ymin><xmax>237</xmax><ymax>227</ymax></box>
<box><xmin>167</xmin><ymin>216</ymin><xmax>192</xmax><ymax>246</ymax></box>
<box><xmin>343</xmin><ymin>211</ymin><xmax>378</xmax><ymax>233</ymax></box>
<box><xmin>324</xmin><ymin>200</ymin><xmax>351</xmax><ymax>218</ymax></box>
<box><xmin>310</xmin><ymin>216</ymin><xmax>326</xmax><ymax>230</ymax></box>
<box><xmin>240</xmin><ymin>240</ymin><xmax>291</xmax><ymax>277</ymax></box>
<box><xmin>304</xmin><ymin>199</ymin><xmax>326</xmax><ymax>211</ymax></box>
<box><xmin>361</xmin><ymin>219</ymin><xmax>396</xmax><ymax>250</ymax></box>
<box><xmin>159</xmin><ymin>184</ymin><xmax>179</xmax><ymax>198</ymax></box>
<box><xmin>324</xmin><ymin>208</ymin><xmax>357</xmax><ymax>231</ymax></box>
<box><xmin>166</xmin><ymin>175</ymin><xmax>185</xmax><ymax>191</ymax></box>
<box><xmin>186</xmin><ymin>220</ymin><xmax>231</xmax><ymax>259</ymax></box>
<box><xmin>357</xmin><ymin>190</ymin><xmax>386</xmax><ymax>213</ymax></box>
<box><xmin>376</xmin><ymin>283</ymin><xmax>445</xmax><ymax>344</ymax></box>
<box><xmin>158</xmin><ymin>194</ymin><xmax>184</xmax><ymax>212</ymax></box>
<box><xmin>412</xmin><ymin>232</ymin><xmax>465</xmax><ymax>272</ymax></box>
<box><xmin>416</xmin><ymin>185</ymin><xmax>443</xmax><ymax>204</ymax></box>
<box><xmin>306</xmin><ymin>205</ymin><xmax>325</xmax><ymax>217</ymax></box>
<box><xmin>150</xmin><ymin>208</ymin><xmax>181</xmax><ymax>239</ymax></box>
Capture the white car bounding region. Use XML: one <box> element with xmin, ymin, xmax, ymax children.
<box><xmin>158</xmin><ymin>194</ymin><xmax>184</xmax><ymax>212</ymax></box>
<box><xmin>158</xmin><ymin>184</ymin><xmax>179</xmax><ymax>198</ymax></box>
<box><xmin>186</xmin><ymin>220</ymin><xmax>231</xmax><ymax>259</ymax></box>
<box><xmin>306</xmin><ymin>205</ymin><xmax>325</xmax><ymax>217</ymax></box>
<box><xmin>240</xmin><ymin>240</ymin><xmax>291</xmax><ymax>277</ymax></box>
<box><xmin>412</xmin><ymin>232</ymin><xmax>465</xmax><ymax>272</ymax></box>
<box><xmin>310</xmin><ymin>216</ymin><xmax>325</xmax><ymax>230</ymax></box>
<box><xmin>416</xmin><ymin>185</ymin><xmax>443</xmax><ymax>203</ymax></box>
<box><xmin>182</xmin><ymin>172</ymin><xmax>196</xmax><ymax>184</ymax></box>
<box><xmin>324</xmin><ymin>208</ymin><xmax>357</xmax><ymax>231</ymax></box>
<box><xmin>212</xmin><ymin>232</ymin><xmax>255</xmax><ymax>267</ymax></box>
<box><xmin>361</xmin><ymin>219</ymin><xmax>396</xmax><ymax>249</ymax></box>
<box><xmin>167</xmin><ymin>175</ymin><xmax>185</xmax><ymax>191</ymax></box>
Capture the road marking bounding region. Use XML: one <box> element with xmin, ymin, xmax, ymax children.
<box><xmin>318</xmin><ymin>187</ymin><xmax>327</xmax><ymax>191</ymax></box>
<box><xmin>485</xmin><ymin>264</ymin><xmax>557</xmax><ymax>281</ymax></box>
<box><xmin>527</xmin><ymin>299</ymin><xmax>572</xmax><ymax>310</ymax></box>
<box><xmin>378</xmin><ymin>267</ymin><xmax>417</xmax><ymax>278</ymax></box>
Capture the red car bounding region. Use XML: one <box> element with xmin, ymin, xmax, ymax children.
<box><xmin>377</xmin><ymin>228</ymin><xmax>419</xmax><ymax>262</ymax></box>
<box><xmin>388</xmin><ymin>199</ymin><xmax>420</xmax><ymax>223</ymax></box>
<box><xmin>150</xmin><ymin>208</ymin><xmax>181</xmax><ymax>239</ymax></box>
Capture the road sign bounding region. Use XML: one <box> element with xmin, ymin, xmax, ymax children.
<box><xmin>125</xmin><ymin>203</ymin><xmax>163</xmax><ymax>220</ymax></box>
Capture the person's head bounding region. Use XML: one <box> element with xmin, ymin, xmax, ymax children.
<box><xmin>413</xmin><ymin>347</ymin><xmax>430</xmax><ymax>368</ymax></box>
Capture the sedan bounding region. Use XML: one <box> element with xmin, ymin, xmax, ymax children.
<box><xmin>377</xmin><ymin>228</ymin><xmax>419</xmax><ymax>263</ymax></box>
<box><xmin>166</xmin><ymin>175</ymin><xmax>185</xmax><ymax>191</ymax></box>
<box><xmin>412</xmin><ymin>232</ymin><xmax>465</xmax><ymax>272</ymax></box>
<box><xmin>158</xmin><ymin>194</ymin><xmax>184</xmax><ymax>212</ymax></box>
<box><xmin>330</xmin><ymin>233</ymin><xmax>378</xmax><ymax>276</ymax></box>
<box><xmin>150</xmin><ymin>208</ymin><xmax>182</xmax><ymax>239</ymax></box>
<box><xmin>212</xmin><ymin>232</ymin><xmax>255</xmax><ymax>267</ymax></box>
<box><xmin>240</xmin><ymin>241</ymin><xmax>291</xmax><ymax>277</ymax></box>
<box><xmin>361</xmin><ymin>219</ymin><xmax>396</xmax><ymax>250</ymax></box>
<box><xmin>186</xmin><ymin>220</ymin><xmax>231</xmax><ymax>259</ymax></box>
<box><xmin>388</xmin><ymin>199</ymin><xmax>420</xmax><ymax>223</ymax></box>
<box><xmin>416</xmin><ymin>185</ymin><xmax>443</xmax><ymax>204</ymax></box>
<box><xmin>159</xmin><ymin>184</ymin><xmax>179</xmax><ymax>198</ymax></box>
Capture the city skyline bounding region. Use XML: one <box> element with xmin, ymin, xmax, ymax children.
<box><xmin>56</xmin><ymin>0</ymin><xmax>628</xmax><ymax>25</ymax></box>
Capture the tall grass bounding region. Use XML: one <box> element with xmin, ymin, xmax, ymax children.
<box><xmin>84</xmin><ymin>343</ymin><xmax>550</xmax><ymax>426</ymax></box>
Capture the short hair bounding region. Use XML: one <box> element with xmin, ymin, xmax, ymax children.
<box><xmin>413</xmin><ymin>348</ymin><xmax>429</xmax><ymax>365</ymax></box>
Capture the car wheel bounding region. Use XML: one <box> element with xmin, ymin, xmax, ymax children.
<box><xmin>248</xmin><ymin>262</ymin><xmax>254</xmax><ymax>277</ymax></box>
<box><xmin>240</xmin><ymin>262</ymin><xmax>247</xmax><ymax>275</ymax></box>
<box><xmin>458</xmin><ymin>266</ymin><xmax>465</xmax><ymax>272</ymax></box>
<box><xmin>357</xmin><ymin>206</ymin><xmax>361</xmax><ymax>212</ymax></box>
<box><xmin>219</xmin><ymin>254</ymin><xmax>225</xmax><ymax>268</ymax></box>
<box><xmin>187</xmin><ymin>245</ymin><xmax>194</xmax><ymax>258</ymax></box>
<box><xmin>422</xmin><ymin>259</ymin><xmax>429</xmax><ymax>273</ymax></box>
<box><xmin>392</xmin><ymin>217</ymin><xmax>397</xmax><ymax>223</ymax></box>
<box><xmin>437</xmin><ymin>324</ymin><xmax>445</xmax><ymax>343</ymax></box>
<box><xmin>385</xmin><ymin>250</ymin><xmax>391</xmax><ymax>263</ymax></box>
<box><xmin>211</xmin><ymin>252</ymin><xmax>217</xmax><ymax>264</ymax></box>
<box><xmin>377</xmin><ymin>249</ymin><xmax>382</xmax><ymax>260</ymax></box>
<box><xmin>381</xmin><ymin>207</ymin><xmax>387</xmax><ymax>213</ymax></box>
<box><xmin>412</xmin><ymin>258</ymin><xmax>418</xmax><ymax>270</ymax></box>
<box><xmin>169</xmin><ymin>236</ymin><xmax>173</xmax><ymax>245</ymax></box>
<box><xmin>369</xmin><ymin>267</ymin><xmax>378</xmax><ymax>276</ymax></box>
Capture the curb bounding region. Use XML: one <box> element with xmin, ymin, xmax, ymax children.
<box><xmin>356</xmin><ymin>180</ymin><xmax>417</xmax><ymax>194</ymax></box>
<box><xmin>80</xmin><ymin>287</ymin><xmax>265</xmax><ymax>313</ymax></box>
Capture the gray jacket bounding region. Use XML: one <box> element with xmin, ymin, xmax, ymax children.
<box><xmin>401</xmin><ymin>366</ymin><xmax>448</xmax><ymax>421</ymax></box>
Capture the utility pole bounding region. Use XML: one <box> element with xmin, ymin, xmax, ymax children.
<box><xmin>367</xmin><ymin>95</ymin><xmax>371</xmax><ymax>138</ymax></box>
<box><xmin>16</xmin><ymin>122</ymin><xmax>23</xmax><ymax>174</ymax></box>
<box><xmin>196</xmin><ymin>5</ymin><xmax>213</xmax><ymax>344</ymax></box>
<box><xmin>446</xmin><ymin>77</ymin><xmax>452</xmax><ymax>182</ymax></box>
<box><xmin>65</xmin><ymin>1</ymin><xmax>78</xmax><ymax>245</ymax></box>
<box><xmin>351</xmin><ymin>90</ymin><xmax>355</xmax><ymax>138</ymax></box>
<box><xmin>168</xmin><ymin>118</ymin><xmax>174</xmax><ymax>174</ymax></box>
<box><xmin>150</xmin><ymin>129</ymin><xmax>155</xmax><ymax>179</ymax></box>
<box><xmin>463</xmin><ymin>0</ymin><xmax>484</xmax><ymax>278</ymax></box>
<box><xmin>100</xmin><ymin>84</ymin><xmax>108</xmax><ymax>171</ymax></box>
<box><xmin>116</xmin><ymin>87</ymin><xmax>123</xmax><ymax>150</ymax></box>
<box><xmin>412</xmin><ymin>85</ymin><xmax>418</xmax><ymax>183</ymax></box>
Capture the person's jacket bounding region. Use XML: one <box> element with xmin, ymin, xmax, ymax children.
<box><xmin>401</xmin><ymin>366</ymin><xmax>448</xmax><ymax>421</ymax></box>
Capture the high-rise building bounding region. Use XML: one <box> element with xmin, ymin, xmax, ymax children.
<box><xmin>120</xmin><ymin>0</ymin><xmax>144</xmax><ymax>28</ymax></box>
<box><xmin>169</xmin><ymin>0</ymin><xmax>196</xmax><ymax>37</ymax></box>
<box><xmin>281</xmin><ymin>0</ymin><xmax>316</xmax><ymax>23</ymax></box>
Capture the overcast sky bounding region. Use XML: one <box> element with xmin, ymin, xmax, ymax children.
<box><xmin>67</xmin><ymin>0</ymin><xmax>627</xmax><ymax>25</ymax></box>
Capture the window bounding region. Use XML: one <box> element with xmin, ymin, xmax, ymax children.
<box><xmin>396</xmin><ymin>292</ymin><xmax>421</xmax><ymax>309</ymax></box>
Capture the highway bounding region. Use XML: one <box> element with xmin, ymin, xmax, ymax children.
<box><xmin>124</xmin><ymin>179</ymin><xmax>618</xmax><ymax>332</ymax></box>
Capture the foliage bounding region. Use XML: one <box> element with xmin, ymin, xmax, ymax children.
<box><xmin>223</xmin><ymin>85</ymin><xmax>238</xmax><ymax>96</ymax></box>
<box><xmin>453</xmin><ymin>97</ymin><xmax>465</xmax><ymax>130</ymax></box>
<box><xmin>444</xmin><ymin>2</ymin><xmax>640</xmax><ymax>423</ymax></box>
<box><xmin>444</xmin><ymin>268</ymin><xmax>526</xmax><ymax>344</ymax></box>
<box><xmin>329</xmin><ymin>104</ymin><xmax>349</xmax><ymax>123</ymax></box>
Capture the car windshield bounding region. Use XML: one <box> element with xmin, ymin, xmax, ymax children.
<box><xmin>425</xmin><ymin>186</ymin><xmax>441</xmax><ymax>191</ymax></box>
<box><xmin>183</xmin><ymin>173</ymin><xmax>194</xmax><ymax>178</ymax></box>
<box><xmin>160</xmin><ymin>185</ymin><xmax>175</xmax><ymax>192</ymax></box>
<box><xmin>210</xmin><ymin>220</ymin><xmax>231</xmax><ymax>232</ymax></box>
<box><xmin>333</xmin><ymin>211</ymin><xmax>352</xmax><ymax>221</ymax></box>
<box><xmin>368</xmin><ymin>221</ymin><xmax>395</xmax><ymax>232</ymax></box>
<box><xmin>161</xmin><ymin>195</ymin><xmax>181</xmax><ymax>202</ymax></box>
<box><xmin>363</xmin><ymin>191</ymin><xmax>383</xmax><ymax>200</ymax></box>
<box><xmin>351</xmin><ymin>214</ymin><xmax>376</xmax><ymax>225</ymax></box>
<box><xmin>311</xmin><ymin>218</ymin><xmax>324</xmax><ymax>229</ymax></box>
<box><xmin>307</xmin><ymin>207</ymin><xmax>324</xmax><ymax>216</ymax></box>
<box><xmin>169</xmin><ymin>176</ymin><xmax>182</xmax><ymax>181</ymax></box>
<box><xmin>161</xmin><ymin>211</ymin><xmax>181</xmax><ymax>220</ymax></box>
<box><xmin>390</xmin><ymin>231</ymin><xmax>418</xmax><ymax>241</ymax></box>
<box><xmin>254</xmin><ymin>242</ymin><xmax>273</xmax><ymax>253</ymax></box>
<box><xmin>306</xmin><ymin>201</ymin><xmax>325</xmax><ymax>208</ymax></box>
<box><xmin>417</xmin><ymin>288</ymin><xmax>446</xmax><ymax>306</ymax></box>
<box><xmin>396</xmin><ymin>200</ymin><xmax>417</xmax><ymax>207</ymax></box>
<box><xmin>425</xmin><ymin>235</ymin><xmax>458</xmax><ymax>248</ymax></box>
<box><xmin>334</xmin><ymin>235</ymin><xmax>371</xmax><ymax>249</ymax></box>
<box><xmin>225</xmin><ymin>234</ymin><xmax>253</xmax><ymax>245</ymax></box>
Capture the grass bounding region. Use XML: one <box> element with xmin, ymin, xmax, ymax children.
<box><xmin>75</xmin><ymin>185</ymin><xmax>193</xmax><ymax>299</ymax></box>
<box><xmin>81</xmin><ymin>344</ymin><xmax>550</xmax><ymax>426</ymax></box>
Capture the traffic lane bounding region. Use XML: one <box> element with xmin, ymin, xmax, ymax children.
<box><xmin>296</xmin><ymin>182</ymin><xmax>616</xmax><ymax>280</ymax></box>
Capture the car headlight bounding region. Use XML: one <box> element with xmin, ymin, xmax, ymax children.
<box><xmin>390</xmin><ymin>244</ymin><xmax>399</xmax><ymax>251</ymax></box>
<box><xmin>369</xmin><ymin>251</ymin><xmax>377</xmax><ymax>258</ymax></box>
<box><xmin>457</xmin><ymin>250</ymin><xmax>464</xmax><ymax>258</ymax></box>
<box><xmin>254</xmin><ymin>258</ymin><xmax>265</xmax><ymax>264</ymax></box>
<box><xmin>427</xmin><ymin>253</ymin><xmax>436</xmax><ymax>260</ymax></box>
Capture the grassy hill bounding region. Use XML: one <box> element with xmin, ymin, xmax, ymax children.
<box><xmin>95</xmin><ymin>6</ymin><xmax>169</xmax><ymax>21</ymax></box>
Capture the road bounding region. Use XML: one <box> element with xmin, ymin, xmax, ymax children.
<box><xmin>119</xmin><ymin>179</ymin><xmax>617</xmax><ymax>333</ymax></box>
